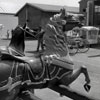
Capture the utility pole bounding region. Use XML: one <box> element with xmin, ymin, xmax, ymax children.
<box><xmin>86</xmin><ymin>0</ymin><xmax>94</xmax><ymax>26</ymax></box>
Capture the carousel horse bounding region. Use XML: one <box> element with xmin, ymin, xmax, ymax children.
<box><xmin>0</xmin><ymin>24</ymin><xmax>26</xmax><ymax>100</ymax></box>
<box><xmin>0</xmin><ymin>24</ymin><xmax>26</xmax><ymax>57</ymax></box>
<box><xmin>0</xmin><ymin>23</ymin><xmax>37</xmax><ymax>100</ymax></box>
<box><xmin>0</xmin><ymin>23</ymin><xmax>35</xmax><ymax>57</ymax></box>
<box><xmin>0</xmin><ymin>8</ymin><xmax>91</xmax><ymax>100</ymax></box>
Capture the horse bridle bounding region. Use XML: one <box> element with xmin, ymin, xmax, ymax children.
<box><xmin>19</xmin><ymin>26</ymin><xmax>37</xmax><ymax>39</ymax></box>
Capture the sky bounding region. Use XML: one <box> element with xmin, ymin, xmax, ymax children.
<box><xmin>0</xmin><ymin>0</ymin><xmax>80</xmax><ymax>13</ymax></box>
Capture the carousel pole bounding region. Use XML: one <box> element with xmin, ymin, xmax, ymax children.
<box><xmin>50</xmin><ymin>85</ymin><xmax>100</xmax><ymax>100</ymax></box>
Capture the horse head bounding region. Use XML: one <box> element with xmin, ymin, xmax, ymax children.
<box><xmin>43</xmin><ymin>8</ymin><xmax>70</xmax><ymax>56</ymax></box>
<box><xmin>9</xmin><ymin>23</ymin><xmax>35</xmax><ymax>56</ymax></box>
<box><xmin>9</xmin><ymin>24</ymin><xmax>26</xmax><ymax>56</ymax></box>
<box><xmin>49</xmin><ymin>8</ymin><xmax>67</xmax><ymax>29</ymax></box>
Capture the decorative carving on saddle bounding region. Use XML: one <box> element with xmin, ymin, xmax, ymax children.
<box><xmin>42</xmin><ymin>54</ymin><xmax>74</xmax><ymax>80</ymax></box>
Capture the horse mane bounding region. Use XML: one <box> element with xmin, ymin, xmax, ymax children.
<box><xmin>9</xmin><ymin>25</ymin><xmax>25</xmax><ymax>56</ymax></box>
<box><xmin>43</xmin><ymin>10</ymin><xmax>69</xmax><ymax>57</ymax></box>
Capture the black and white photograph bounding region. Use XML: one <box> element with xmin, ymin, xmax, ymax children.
<box><xmin>0</xmin><ymin>0</ymin><xmax>100</xmax><ymax>100</ymax></box>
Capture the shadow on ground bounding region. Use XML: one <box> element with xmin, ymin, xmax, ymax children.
<box><xmin>90</xmin><ymin>44</ymin><xmax>100</xmax><ymax>49</ymax></box>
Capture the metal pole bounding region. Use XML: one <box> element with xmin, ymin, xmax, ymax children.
<box><xmin>49</xmin><ymin>85</ymin><xmax>100</xmax><ymax>100</ymax></box>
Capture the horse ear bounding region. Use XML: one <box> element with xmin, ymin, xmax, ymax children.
<box><xmin>60</xmin><ymin>8</ymin><xmax>66</xmax><ymax>18</ymax></box>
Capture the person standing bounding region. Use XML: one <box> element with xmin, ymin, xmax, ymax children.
<box><xmin>7</xmin><ymin>30</ymin><xmax>10</xmax><ymax>39</ymax></box>
<box><xmin>36</xmin><ymin>26</ymin><xmax>45</xmax><ymax>52</ymax></box>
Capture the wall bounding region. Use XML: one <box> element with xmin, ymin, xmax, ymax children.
<box><xmin>18</xmin><ymin>5</ymin><xmax>42</xmax><ymax>29</ymax></box>
<box><xmin>79</xmin><ymin>0</ymin><xmax>87</xmax><ymax>15</ymax></box>
<box><xmin>17</xmin><ymin>5</ymin><xmax>57</xmax><ymax>30</ymax></box>
<box><xmin>18</xmin><ymin>7</ymin><xmax>27</xmax><ymax>26</ymax></box>
<box><xmin>28</xmin><ymin>6</ymin><xmax>42</xmax><ymax>29</ymax></box>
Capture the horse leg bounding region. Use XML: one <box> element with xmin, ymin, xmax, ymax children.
<box><xmin>70</xmin><ymin>65</ymin><xmax>90</xmax><ymax>84</ymax></box>
<box><xmin>60</xmin><ymin>65</ymin><xmax>91</xmax><ymax>91</ymax></box>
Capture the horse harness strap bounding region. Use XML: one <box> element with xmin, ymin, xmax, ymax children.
<box><xmin>0</xmin><ymin>52</ymin><xmax>74</xmax><ymax>89</ymax></box>
<box><xmin>42</xmin><ymin>55</ymin><xmax>74</xmax><ymax>70</ymax></box>
<box><xmin>8</xmin><ymin>47</ymin><xmax>25</xmax><ymax>56</ymax></box>
<box><xmin>11</xmin><ymin>54</ymin><xmax>74</xmax><ymax>81</ymax></box>
<box><xmin>0</xmin><ymin>52</ymin><xmax>49</xmax><ymax>80</ymax></box>
<box><xmin>40</xmin><ymin>55</ymin><xmax>74</xmax><ymax>80</ymax></box>
<box><xmin>19</xmin><ymin>26</ymin><xmax>37</xmax><ymax>39</ymax></box>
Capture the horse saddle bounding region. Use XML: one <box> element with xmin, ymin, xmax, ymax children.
<box><xmin>0</xmin><ymin>52</ymin><xmax>43</xmax><ymax>74</ymax></box>
<box><xmin>0</xmin><ymin>51</ymin><xmax>74</xmax><ymax>80</ymax></box>
<box><xmin>0</xmin><ymin>52</ymin><xmax>49</xmax><ymax>81</ymax></box>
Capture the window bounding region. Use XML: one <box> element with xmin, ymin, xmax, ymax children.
<box><xmin>88</xmin><ymin>30</ymin><xmax>97</xmax><ymax>39</ymax></box>
<box><xmin>95</xmin><ymin>6</ymin><xmax>100</xmax><ymax>12</ymax></box>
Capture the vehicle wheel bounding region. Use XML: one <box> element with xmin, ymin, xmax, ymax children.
<box><xmin>68</xmin><ymin>41</ymin><xmax>78</xmax><ymax>56</ymax></box>
<box><xmin>78</xmin><ymin>40</ymin><xmax>90</xmax><ymax>53</ymax></box>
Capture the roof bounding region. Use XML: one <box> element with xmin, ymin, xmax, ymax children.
<box><xmin>80</xmin><ymin>26</ymin><xmax>99</xmax><ymax>31</ymax></box>
<box><xmin>0</xmin><ymin>13</ymin><xmax>15</xmax><ymax>15</ymax></box>
<box><xmin>0</xmin><ymin>4</ymin><xmax>20</xmax><ymax>14</ymax></box>
<box><xmin>15</xmin><ymin>3</ymin><xmax>79</xmax><ymax>16</ymax></box>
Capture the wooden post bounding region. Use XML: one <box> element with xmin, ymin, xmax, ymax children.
<box><xmin>49</xmin><ymin>85</ymin><xmax>100</xmax><ymax>100</ymax></box>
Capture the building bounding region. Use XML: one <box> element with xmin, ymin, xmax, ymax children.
<box><xmin>79</xmin><ymin>0</ymin><xmax>100</xmax><ymax>27</ymax></box>
<box><xmin>0</xmin><ymin>6</ymin><xmax>18</xmax><ymax>38</ymax></box>
<box><xmin>93</xmin><ymin>0</ymin><xmax>100</xmax><ymax>26</ymax></box>
<box><xmin>79</xmin><ymin>0</ymin><xmax>88</xmax><ymax>15</ymax></box>
<box><xmin>15</xmin><ymin>3</ymin><xmax>79</xmax><ymax>30</ymax></box>
<box><xmin>0</xmin><ymin>13</ymin><xmax>18</xmax><ymax>38</ymax></box>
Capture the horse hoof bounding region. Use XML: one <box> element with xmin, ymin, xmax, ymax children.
<box><xmin>84</xmin><ymin>83</ymin><xmax>91</xmax><ymax>92</ymax></box>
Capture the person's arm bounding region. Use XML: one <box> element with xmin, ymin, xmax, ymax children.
<box><xmin>36</xmin><ymin>29</ymin><xmax>45</xmax><ymax>39</ymax></box>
